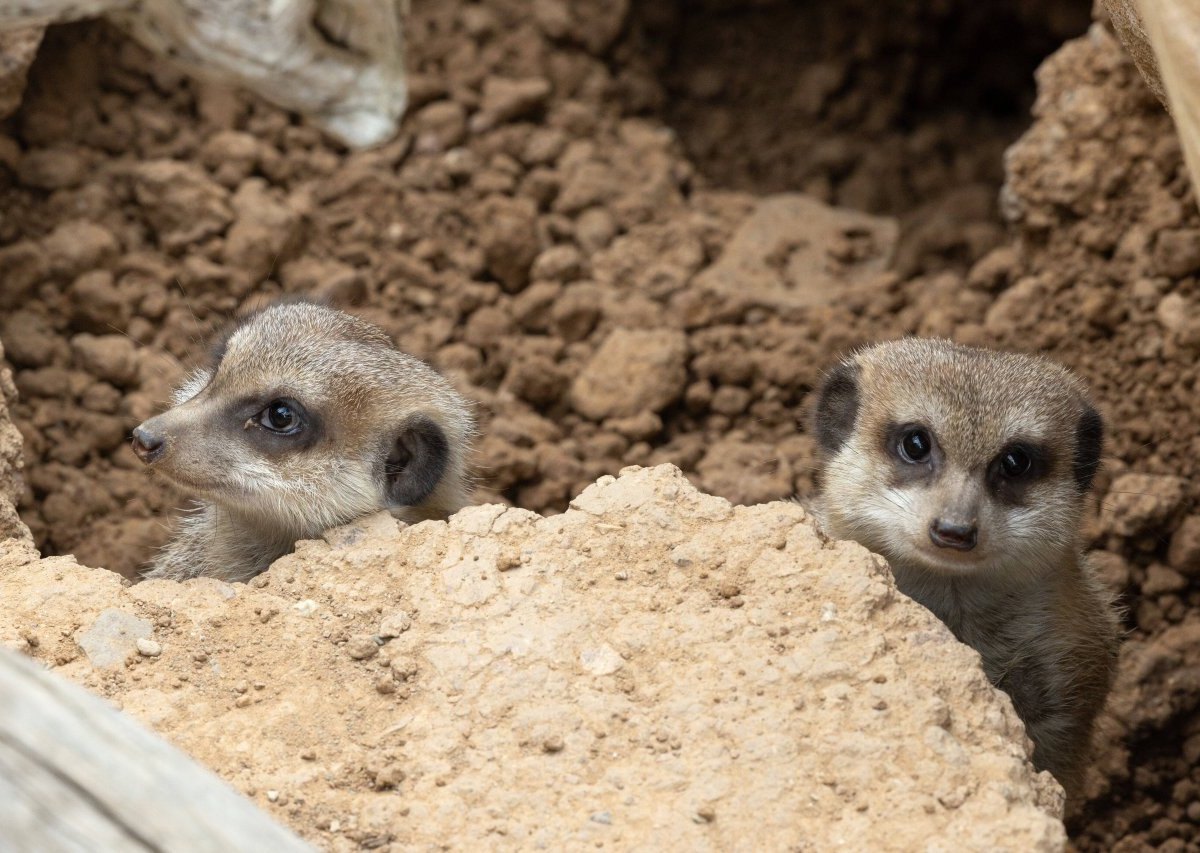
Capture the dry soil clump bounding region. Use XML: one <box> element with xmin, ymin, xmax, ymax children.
<box><xmin>0</xmin><ymin>464</ymin><xmax>1066</xmax><ymax>849</ymax></box>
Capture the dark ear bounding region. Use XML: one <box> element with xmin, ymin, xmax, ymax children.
<box><xmin>1073</xmin><ymin>405</ymin><xmax>1103</xmax><ymax>493</ymax></box>
<box><xmin>812</xmin><ymin>359</ymin><xmax>860</xmax><ymax>455</ymax></box>
<box><xmin>385</xmin><ymin>414</ymin><xmax>450</xmax><ymax>506</ymax></box>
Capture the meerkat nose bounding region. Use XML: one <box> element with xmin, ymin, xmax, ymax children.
<box><xmin>929</xmin><ymin>518</ymin><xmax>978</xmax><ymax>551</ymax></box>
<box><xmin>131</xmin><ymin>426</ymin><xmax>166</xmax><ymax>464</ymax></box>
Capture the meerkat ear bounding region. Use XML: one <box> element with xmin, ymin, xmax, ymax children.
<box><xmin>385</xmin><ymin>414</ymin><xmax>450</xmax><ymax>506</ymax></box>
<box><xmin>812</xmin><ymin>360</ymin><xmax>860</xmax><ymax>455</ymax></box>
<box><xmin>1073</xmin><ymin>405</ymin><xmax>1103</xmax><ymax>493</ymax></box>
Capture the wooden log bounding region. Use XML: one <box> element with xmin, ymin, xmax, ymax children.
<box><xmin>0</xmin><ymin>647</ymin><xmax>312</xmax><ymax>852</ymax></box>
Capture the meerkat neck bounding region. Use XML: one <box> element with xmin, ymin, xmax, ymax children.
<box><xmin>143</xmin><ymin>502</ymin><xmax>295</xmax><ymax>583</ymax></box>
<box><xmin>890</xmin><ymin>547</ymin><xmax>1082</xmax><ymax>640</ymax></box>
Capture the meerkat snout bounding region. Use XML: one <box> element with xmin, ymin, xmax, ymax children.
<box><xmin>135</xmin><ymin>299</ymin><xmax>475</xmax><ymax>583</ymax></box>
<box><xmin>130</xmin><ymin>425</ymin><xmax>166</xmax><ymax>464</ymax></box>
<box><xmin>811</xmin><ymin>338</ymin><xmax>1118</xmax><ymax>796</ymax></box>
<box><xmin>929</xmin><ymin>518</ymin><xmax>976</xmax><ymax>551</ymax></box>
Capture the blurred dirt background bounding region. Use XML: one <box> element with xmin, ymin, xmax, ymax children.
<box><xmin>2</xmin><ymin>0</ymin><xmax>1199</xmax><ymax>847</ymax></box>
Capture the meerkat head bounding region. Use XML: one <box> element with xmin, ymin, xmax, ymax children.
<box><xmin>131</xmin><ymin>300</ymin><xmax>474</xmax><ymax>539</ymax></box>
<box><xmin>812</xmin><ymin>338</ymin><xmax>1102</xmax><ymax>581</ymax></box>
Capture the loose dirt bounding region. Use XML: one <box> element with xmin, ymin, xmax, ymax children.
<box><xmin>0</xmin><ymin>0</ymin><xmax>1195</xmax><ymax>847</ymax></box>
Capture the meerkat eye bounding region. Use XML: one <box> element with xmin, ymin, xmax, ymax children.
<box><xmin>999</xmin><ymin>447</ymin><xmax>1033</xmax><ymax>478</ymax></box>
<box><xmin>898</xmin><ymin>427</ymin><xmax>933</xmax><ymax>463</ymax></box>
<box><xmin>257</xmin><ymin>400</ymin><xmax>304</xmax><ymax>435</ymax></box>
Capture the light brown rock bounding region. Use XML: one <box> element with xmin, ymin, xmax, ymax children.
<box><xmin>0</xmin><ymin>26</ymin><xmax>43</xmax><ymax>120</ymax></box>
<box><xmin>571</xmin><ymin>328</ymin><xmax>688</xmax><ymax>420</ymax></box>
<box><xmin>694</xmin><ymin>193</ymin><xmax>898</xmax><ymax>308</ymax></box>
<box><xmin>0</xmin><ymin>335</ymin><xmax>29</xmax><ymax>543</ymax></box>
<box><xmin>0</xmin><ymin>464</ymin><xmax>1066</xmax><ymax>849</ymax></box>
<box><xmin>1100</xmin><ymin>472</ymin><xmax>1188</xmax><ymax>537</ymax></box>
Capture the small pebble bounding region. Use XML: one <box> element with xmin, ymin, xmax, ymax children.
<box><xmin>378</xmin><ymin>610</ymin><xmax>412</xmax><ymax>638</ymax></box>
<box><xmin>542</xmin><ymin>735</ymin><xmax>565</xmax><ymax>753</ymax></box>
<box><xmin>346</xmin><ymin>635</ymin><xmax>380</xmax><ymax>660</ymax></box>
<box><xmin>136</xmin><ymin>638</ymin><xmax>162</xmax><ymax>657</ymax></box>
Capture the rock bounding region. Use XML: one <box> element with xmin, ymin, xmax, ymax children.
<box><xmin>0</xmin><ymin>240</ymin><xmax>47</xmax><ymax>309</ymax></box>
<box><xmin>472</xmin><ymin>77</ymin><xmax>552</xmax><ymax>131</ymax></box>
<box><xmin>477</xmin><ymin>196</ymin><xmax>540</xmax><ymax>292</ymax></box>
<box><xmin>346</xmin><ymin>635</ymin><xmax>379</xmax><ymax>661</ymax></box>
<box><xmin>412</xmin><ymin>101</ymin><xmax>467</xmax><ymax>153</ymax></box>
<box><xmin>1100</xmin><ymin>473</ymin><xmax>1189</xmax><ymax>537</ymax></box>
<box><xmin>1168</xmin><ymin>515</ymin><xmax>1200</xmax><ymax>576</ymax></box>
<box><xmin>571</xmin><ymin>328</ymin><xmax>687</xmax><ymax>420</ymax></box>
<box><xmin>1089</xmin><ymin>550</ymin><xmax>1133</xmax><ymax>591</ymax></box>
<box><xmin>16</xmin><ymin>146</ymin><xmax>87</xmax><ymax>190</ymax></box>
<box><xmin>378</xmin><ymin>611</ymin><xmax>412</xmax><ymax>639</ymax></box>
<box><xmin>1</xmin><ymin>310</ymin><xmax>64</xmax><ymax>368</ymax></box>
<box><xmin>70</xmin><ymin>270</ymin><xmax>131</xmax><ymax>333</ymax></box>
<box><xmin>75</xmin><ymin>609</ymin><xmax>154</xmax><ymax>668</ymax></box>
<box><xmin>695</xmin><ymin>436</ymin><xmax>793</xmax><ymax>506</ymax></box>
<box><xmin>0</xmin><ymin>26</ymin><xmax>43</xmax><ymax>120</ymax></box>
<box><xmin>137</xmin><ymin>638</ymin><xmax>163</xmax><ymax>657</ymax></box>
<box><xmin>71</xmin><ymin>334</ymin><xmax>138</xmax><ymax>387</ymax></box>
<box><xmin>1109</xmin><ymin>623</ymin><xmax>1200</xmax><ymax>732</ymax></box>
<box><xmin>221</xmin><ymin>179</ymin><xmax>303</xmax><ymax>281</ymax></box>
<box><xmin>1153</xmin><ymin>229</ymin><xmax>1200</xmax><ymax>278</ymax></box>
<box><xmin>129</xmin><ymin>159</ymin><xmax>233</xmax><ymax>250</ymax></box>
<box><xmin>694</xmin><ymin>193</ymin><xmax>898</xmax><ymax>308</ymax></box>
<box><xmin>0</xmin><ymin>462</ymin><xmax>1067</xmax><ymax>847</ymax></box>
<box><xmin>530</xmin><ymin>244</ymin><xmax>583</xmax><ymax>282</ymax></box>
<box><xmin>199</xmin><ymin>130</ymin><xmax>263</xmax><ymax>186</ymax></box>
<box><xmin>1143</xmin><ymin>563</ymin><xmax>1188</xmax><ymax>597</ymax></box>
<box><xmin>575</xmin><ymin>207</ymin><xmax>616</xmax><ymax>253</ymax></box>
<box><xmin>41</xmin><ymin>221</ymin><xmax>120</xmax><ymax>279</ymax></box>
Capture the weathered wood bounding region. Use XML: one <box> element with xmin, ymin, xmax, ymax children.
<box><xmin>0</xmin><ymin>647</ymin><xmax>312</xmax><ymax>852</ymax></box>
<box><xmin>0</xmin><ymin>0</ymin><xmax>408</xmax><ymax>148</ymax></box>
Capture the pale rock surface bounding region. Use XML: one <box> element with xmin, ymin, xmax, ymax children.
<box><xmin>0</xmin><ymin>337</ymin><xmax>29</xmax><ymax>543</ymax></box>
<box><xmin>571</xmin><ymin>327</ymin><xmax>688</xmax><ymax>420</ymax></box>
<box><xmin>0</xmin><ymin>458</ymin><xmax>1067</xmax><ymax>850</ymax></box>
<box><xmin>694</xmin><ymin>193</ymin><xmax>898</xmax><ymax>308</ymax></box>
<box><xmin>0</xmin><ymin>26</ymin><xmax>43</xmax><ymax>120</ymax></box>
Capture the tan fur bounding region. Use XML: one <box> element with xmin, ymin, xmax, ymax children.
<box><xmin>135</xmin><ymin>302</ymin><xmax>474</xmax><ymax>583</ymax></box>
<box><xmin>812</xmin><ymin>338</ymin><xmax>1120</xmax><ymax>795</ymax></box>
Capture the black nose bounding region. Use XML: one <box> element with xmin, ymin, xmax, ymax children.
<box><xmin>131</xmin><ymin>426</ymin><xmax>165</xmax><ymax>464</ymax></box>
<box><xmin>929</xmin><ymin>519</ymin><xmax>978</xmax><ymax>551</ymax></box>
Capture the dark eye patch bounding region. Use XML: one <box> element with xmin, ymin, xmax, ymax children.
<box><xmin>986</xmin><ymin>441</ymin><xmax>1050</xmax><ymax>504</ymax></box>
<box><xmin>227</xmin><ymin>394</ymin><xmax>322</xmax><ymax>455</ymax></box>
<box><xmin>882</xmin><ymin>421</ymin><xmax>941</xmax><ymax>485</ymax></box>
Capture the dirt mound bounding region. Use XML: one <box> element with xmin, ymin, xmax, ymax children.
<box><xmin>0</xmin><ymin>464</ymin><xmax>1066</xmax><ymax>849</ymax></box>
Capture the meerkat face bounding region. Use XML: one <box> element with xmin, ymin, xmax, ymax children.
<box><xmin>130</xmin><ymin>301</ymin><xmax>474</xmax><ymax>537</ymax></box>
<box><xmin>813</xmin><ymin>339</ymin><xmax>1102</xmax><ymax>581</ymax></box>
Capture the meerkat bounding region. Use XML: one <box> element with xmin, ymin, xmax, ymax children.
<box><xmin>130</xmin><ymin>299</ymin><xmax>474</xmax><ymax>583</ymax></box>
<box><xmin>810</xmin><ymin>338</ymin><xmax>1120</xmax><ymax>794</ymax></box>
